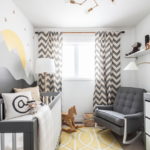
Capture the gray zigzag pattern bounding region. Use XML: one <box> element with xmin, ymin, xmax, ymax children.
<box><xmin>37</xmin><ymin>32</ymin><xmax>63</xmax><ymax>102</ymax></box>
<box><xmin>93</xmin><ymin>31</ymin><xmax>121</xmax><ymax>109</ymax></box>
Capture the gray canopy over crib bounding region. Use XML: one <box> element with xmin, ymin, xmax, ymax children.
<box><xmin>0</xmin><ymin>67</ymin><xmax>62</xmax><ymax>150</ymax></box>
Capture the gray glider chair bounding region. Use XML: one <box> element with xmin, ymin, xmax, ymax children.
<box><xmin>94</xmin><ymin>87</ymin><xmax>146</xmax><ymax>144</ymax></box>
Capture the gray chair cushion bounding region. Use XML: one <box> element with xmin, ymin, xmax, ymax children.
<box><xmin>94</xmin><ymin>116</ymin><xmax>124</xmax><ymax>135</ymax></box>
<box><xmin>95</xmin><ymin>109</ymin><xmax>125</xmax><ymax>127</ymax></box>
<box><xmin>113</xmin><ymin>87</ymin><xmax>146</xmax><ymax>114</ymax></box>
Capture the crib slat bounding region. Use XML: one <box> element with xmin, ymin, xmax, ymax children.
<box><xmin>12</xmin><ymin>133</ymin><xmax>17</xmax><ymax>150</ymax></box>
<box><xmin>0</xmin><ymin>99</ymin><xmax>4</xmax><ymax>121</ymax></box>
<box><xmin>1</xmin><ymin>133</ymin><xmax>4</xmax><ymax>150</ymax></box>
<box><xmin>0</xmin><ymin>105</ymin><xmax>1</xmax><ymax>121</ymax></box>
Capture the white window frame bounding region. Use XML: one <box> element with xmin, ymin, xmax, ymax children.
<box><xmin>62</xmin><ymin>43</ymin><xmax>95</xmax><ymax>81</ymax></box>
<box><xmin>62</xmin><ymin>33</ymin><xmax>95</xmax><ymax>81</ymax></box>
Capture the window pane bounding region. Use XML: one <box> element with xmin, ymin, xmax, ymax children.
<box><xmin>62</xmin><ymin>33</ymin><xmax>95</xmax><ymax>80</ymax></box>
<box><xmin>78</xmin><ymin>44</ymin><xmax>95</xmax><ymax>79</ymax></box>
<box><xmin>62</xmin><ymin>45</ymin><xmax>75</xmax><ymax>78</ymax></box>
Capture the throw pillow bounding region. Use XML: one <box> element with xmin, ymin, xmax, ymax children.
<box><xmin>2</xmin><ymin>92</ymin><xmax>32</xmax><ymax>120</ymax></box>
<box><xmin>14</xmin><ymin>86</ymin><xmax>40</xmax><ymax>101</ymax></box>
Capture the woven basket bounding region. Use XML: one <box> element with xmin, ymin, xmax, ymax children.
<box><xmin>83</xmin><ymin>113</ymin><xmax>95</xmax><ymax>127</ymax></box>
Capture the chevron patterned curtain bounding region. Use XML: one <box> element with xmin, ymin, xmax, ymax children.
<box><xmin>37</xmin><ymin>32</ymin><xmax>63</xmax><ymax>102</ymax></box>
<box><xmin>93</xmin><ymin>31</ymin><xmax>121</xmax><ymax>109</ymax></box>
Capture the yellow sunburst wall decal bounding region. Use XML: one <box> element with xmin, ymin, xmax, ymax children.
<box><xmin>1</xmin><ymin>29</ymin><xmax>26</xmax><ymax>68</ymax></box>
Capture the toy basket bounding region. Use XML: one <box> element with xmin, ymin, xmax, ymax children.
<box><xmin>83</xmin><ymin>113</ymin><xmax>95</xmax><ymax>127</ymax></box>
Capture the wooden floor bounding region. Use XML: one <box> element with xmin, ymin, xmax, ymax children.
<box><xmin>122</xmin><ymin>139</ymin><xmax>145</xmax><ymax>150</ymax></box>
<box><xmin>114</xmin><ymin>134</ymin><xmax>145</xmax><ymax>150</ymax></box>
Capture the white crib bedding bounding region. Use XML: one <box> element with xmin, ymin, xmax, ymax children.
<box><xmin>0</xmin><ymin>115</ymin><xmax>33</xmax><ymax>150</ymax></box>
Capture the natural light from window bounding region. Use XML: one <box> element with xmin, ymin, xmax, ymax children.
<box><xmin>62</xmin><ymin>34</ymin><xmax>95</xmax><ymax>80</ymax></box>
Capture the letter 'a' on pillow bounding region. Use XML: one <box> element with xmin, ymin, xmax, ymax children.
<box><xmin>2</xmin><ymin>92</ymin><xmax>32</xmax><ymax>120</ymax></box>
<box><xmin>14</xmin><ymin>86</ymin><xmax>40</xmax><ymax>101</ymax></box>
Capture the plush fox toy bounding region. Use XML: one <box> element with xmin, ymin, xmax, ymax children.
<box><xmin>62</xmin><ymin>106</ymin><xmax>83</xmax><ymax>133</ymax></box>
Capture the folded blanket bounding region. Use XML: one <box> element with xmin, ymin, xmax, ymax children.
<box><xmin>34</xmin><ymin>105</ymin><xmax>55</xmax><ymax>150</ymax></box>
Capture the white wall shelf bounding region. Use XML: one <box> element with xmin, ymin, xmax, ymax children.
<box><xmin>125</xmin><ymin>49</ymin><xmax>150</xmax><ymax>58</ymax></box>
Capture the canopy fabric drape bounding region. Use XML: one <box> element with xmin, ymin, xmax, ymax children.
<box><xmin>93</xmin><ymin>31</ymin><xmax>121</xmax><ymax>109</ymax></box>
<box><xmin>37</xmin><ymin>32</ymin><xmax>63</xmax><ymax>100</ymax></box>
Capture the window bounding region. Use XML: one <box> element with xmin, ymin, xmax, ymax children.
<box><xmin>62</xmin><ymin>34</ymin><xmax>95</xmax><ymax>80</ymax></box>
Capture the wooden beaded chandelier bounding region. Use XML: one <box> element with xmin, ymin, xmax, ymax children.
<box><xmin>69</xmin><ymin>0</ymin><xmax>115</xmax><ymax>12</ymax></box>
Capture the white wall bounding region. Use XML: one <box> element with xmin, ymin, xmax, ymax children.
<box><xmin>120</xmin><ymin>28</ymin><xmax>137</xmax><ymax>87</ymax></box>
<box><xmin>0</xmin><ymin>0</ymin><xmax>35</xmax><ymax>83</ymax></box>
<box><xmin>135</xmin><ymin>13</ymin><xmax>150</xmax><ymax>91</ymax></box>
<box><xmin>135</xmin><ymin>14</ymin><xmax>150</xmax><ymax>47</ymax></box>
<box><xmin>62</xmin><ymin>80</ymin><xmax>94</xmax><ymax>121</ymax></box>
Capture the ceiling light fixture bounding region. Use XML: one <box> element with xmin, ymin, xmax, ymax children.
<box><xmin>69</xmin><ymin>0</ymin><xmax>115</xmax><ymax>12</ymax></box>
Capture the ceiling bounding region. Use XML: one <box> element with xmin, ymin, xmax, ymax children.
<box><xmin>13</xmin><ymin>0</ymin><xmax>150</xmax><ymax>28</ymax></box>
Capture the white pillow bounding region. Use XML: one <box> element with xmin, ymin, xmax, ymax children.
<box><xmin>2</xmin><ymin>92</ymin><xmax>32</xmax><ymax>120</ymax></box>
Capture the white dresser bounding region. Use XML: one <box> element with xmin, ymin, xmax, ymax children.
<box><xmin>144</xmin><ymin>93</ymin><xmax>150</xmax><ymax>150</ymax></box>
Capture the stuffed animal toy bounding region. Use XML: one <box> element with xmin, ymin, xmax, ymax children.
<box><xmin>28</xmin><ymin>100</ymin><xmax>38</xmax><ymax>114</ymax></box>
<box><xmin>62</xmin><ymin>106</ymin><xmax>83</xmax><ymax>133</ymax></box>
<box><xmin>125</xmin><ymin>42</ymin><xmax>142</xmax><ymax>56</ymax></box>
